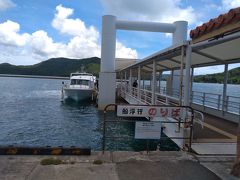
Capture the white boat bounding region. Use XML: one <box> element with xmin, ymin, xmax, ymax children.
<box><xmin>62</xmin><ymin>73</ymin><xmax>96</xmax><ymax>101</ymax></box>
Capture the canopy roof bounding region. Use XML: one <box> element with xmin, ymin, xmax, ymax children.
<box><xmin>118</xmin><ymin>23</ymin><xmax>240</xmax><ymax>73</ymax></box>
<box><xmin>118</xmin><ymin>7</ymin><xmax>240</xmax><ymax>73</ymax></box>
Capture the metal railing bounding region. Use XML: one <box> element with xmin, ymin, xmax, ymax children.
<box><xmin>191</xmin><ymin>91</ymin><xmax>240</xmax><ymax>114</ymax></box>
<box><xmin>118</xmin><ymin>83</ymin><xmax>240</xmax><ymax>115</ymax></box>
<box><xmin>102</xmin><ymin>104</ymin><xmax>194</xmax><ymax>153</ymax></box>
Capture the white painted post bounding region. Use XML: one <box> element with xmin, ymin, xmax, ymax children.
<box><xmin>129</xmin><ymin>68</ymin><xmax>132</xmax><ymax>95</ymax></box>
<box><xmin>170</xmin><ymin>70</ymin><xmax>174</xmax><ymax>96</ymax></box>
<box><xmin>172</xmin><ymin>21</ymin><xmax>188</xmax><ymax>46</ymax></box>
<box><xmin>124</xmin><ymin>71</ymin><xmax>127</xmax><ymax>94</ymax></box>
<box><xmin>190</xmin><ymin>68</ymin><xmax>194</xmax><ymax>103</ymax></box>
<box><xmin>98</xmin><ymin>15</ymin><xmax>116</xmax><ymax>110</ymax></box>
<box><xmin>137</xmin><ymin>66</ymin><xmax>141</xmax><ymax>100</ymax></box>
<box><xmin>150</xmin><ymin>77</ymin><xmax>152</xmax><ymax>91</ymax></box>
<box><xmin>98</xmin><ymin>16</ymin><xmax>188</xmax><ymax>110</ymax></box>
<box><xmin>222</xmin><ymin>64</ymin><xmax>228</xmax><ymax>112</ymax></box>
<box><xmin>183</xmin><ymin>45</ymin><xmax>192</xmax><ymax>106</ymax></box>
<box><xmin>120</xmin><ymin>72</ymin><xmax>123</xmax><ymax>96</ymax></box>
<box><xmin>100</xmin><ymin>15</ymin><xmax>116</xmax><ymax>72</ymax></box>
<box><xmin>152</xmin><ymin>60</ymin><xmax>156</xmax><ymax>105</ymax></box>
<box><xmin>158</xmin><ymin>72</ymin><xmax>162</xmax><ymax>93</ymax></box>
<box><xmin>182</xmin><ymin>44</ymin><xmax>192</xmax><ymax>150</ymax></box>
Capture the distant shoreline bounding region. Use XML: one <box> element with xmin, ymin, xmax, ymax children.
<box><xmin>0</xmin><ymin>74</ymin><xmax>69</xmax><ymax>80</ymax></box>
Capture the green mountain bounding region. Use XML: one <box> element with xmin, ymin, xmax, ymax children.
<box><xmin>0</xmin><ymin>57</ymin><xmax>100</xmax><ymax>77</ymax></box>
<box><xmin>194</xmin><ymin>67</ymin><xmax>240</xmax><ymax>84</ymax></box>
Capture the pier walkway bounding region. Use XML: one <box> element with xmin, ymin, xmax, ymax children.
<box><xmin>117</xmin><ymin>87</ymin><xmax>238</xmax><ymax>155</ymax></box>
<box><xmin>113</xmin><ymin>23</ymin><xmax>240</xmax><ymax>155</ymax></box>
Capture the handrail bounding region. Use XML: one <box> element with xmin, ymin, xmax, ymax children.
<box><xmin>118</xmin><ymin>84</ymin><xmax>240</xmax><ymax>115</ymax></box>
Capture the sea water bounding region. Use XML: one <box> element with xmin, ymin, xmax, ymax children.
<box><xmin>0</xmin><ymin>77</ymin><xmax>239</xmax><ymax>150</ymax></box>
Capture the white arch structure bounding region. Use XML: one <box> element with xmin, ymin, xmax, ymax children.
<box><xmin>98</xmin><ymin>15</ymin><xmax>188</xmax><ymax>109</ymax></box>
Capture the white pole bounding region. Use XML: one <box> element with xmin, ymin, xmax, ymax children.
<box><xmin>152</xmin><ymin>60</ymin><xmax>156</xmax><ymax>105</ymax></box>
<box><xmin>98</xmin><ymin>15</ymin><xmax>117</xmax><ymax>109</ymax></box>
<box><xmin>129</xmin><ymin>68</ymin><xmax>132</xmax><ymax>94</ymax></box>
<box><xmin>222</xmin><ymin>64</ymin><xmax>228</xmax><ymax>112</ymax></box>
<box><xmin>190</xmin><ymin>67</ymin><xmax>194</xmax><ymax>103</ymax></box>
<box><xmin>116</xmin><ymin>20</ymin><xmax>175</xmax><ymax>33</ymax></box>
<box><xmin>100</xmin><ymin>15</ymin><xmax>116</xmax><ymax>72</ymax></box>
<box><xmin>183</xmin><ymin>44</ymin><xmax>192</xmax><ymax>106</ymax></box>
<box><xmin>120</xmin><ymin>72</ymin><xmax>123</xmax><ymax>95</ymax></box>
<box><xmin>179</xmin><ymin>46</ymin><xmax>185</xmax><ymax>105</ymax></box>
<box><xmin>159</xmin><ymin>71</ymin><xmax>162</xmax><ymax>93</ymax></box>
<box><xmin>124</xmin><ymin>71</ymin><xmax>127</xmax><ymax>94</ymax></box>
<box><xmin>170</xmin><ymin>70</ymin><xmax>174</xmax><ymax>96</ymax></box>
<box><xmin>172</xmin><ymin>21</ymin><xmax>188</xmax><ymax>46</ymax></box>
<box><xmin>137</xmin><ymin>66</ymin><xmax>141</xmax><ymax>99</ymax></box>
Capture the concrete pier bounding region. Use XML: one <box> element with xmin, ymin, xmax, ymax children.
<box><xmin>0</xmin><ymin>151</ymin><xmax>237</xmax><ymax>180</ymax></box>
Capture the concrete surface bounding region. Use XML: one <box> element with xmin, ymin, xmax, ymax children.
<box><xmin>192</xmin><ymin>142</ymin><xmax>236</xmax><ymax>155</ymax></box>
<box><xmin>0</xmin><ymin>151</ymin><xmax>238</xmax><ymax>180</ymax></box>
<box><xmin>196</xmin><ymin>155</ymin><xmax>238</xmax><ymax>180</ymax></box>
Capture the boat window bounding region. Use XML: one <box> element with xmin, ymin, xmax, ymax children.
<box><xmin>70</xmin><ymin>79</ymin><xmax>77</xmax><ymax>85</ymax></box>
<box><xmin>79</xmin><ymin>80</ymin><xmax>89</xmax><ymax>85</ymax></box>
<box><xmin>71</xmin><ymin>79</ymin><xmax>89</xmax><ymax>85</ymax></box>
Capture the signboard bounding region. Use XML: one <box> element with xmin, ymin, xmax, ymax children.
<box><xmin>135</xmin><ymin>121</ymin><xmax>161</xmax><ymax>139</ymax></box>
<box><xmin>117</xmin><ymin>105</ymin><xmax>182</xmax><ymax>119</ymax></box>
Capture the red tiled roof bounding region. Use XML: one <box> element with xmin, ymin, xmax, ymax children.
<box><xmin>190</xmin><ymin>7</ymin><xmax>240</xmax><ymax>39</ymax></box>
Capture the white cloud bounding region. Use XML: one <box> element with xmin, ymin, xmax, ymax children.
<box><xmin>0</xmin><ymin>4</ymin><xmax>138</xmax><ymax>64</ymax></box>
<box><xmin>30</xmin><ymin>30</ymin><xmax>66</xmax><ymax>58</ymax></box>
<box><xmin>52</xmin><ymin>4</ymin><xmax>99</xmax><ymax>39</ymax></box>
<box><xmin>66</xmin><ymin>36</ymin><xmax>100</xmax><ymax>58</ymax></box>
<box><xmin>222</xmin><ymin>0</ymin><xmax>240</xmax><ymax>10</ymax></box>
<box><xmin>101</xmin><ymin>0</ymin><xmax>198</xmax><ymax>25</ymax></box>
<box><xmin>0</xmin><ymin>20</ymin><xmax>30</xmax><ymax>46</ymax></box>
<box><xmin>50</xmin><ymin>4</ymin><xmax>137</xmax><ymax>59</ymax></box>
<box><xmin>0</xmin><ymin>0</ymin><xmax>15</xmax><ymax>11</ymax></box>
<box><xmin>116</xmin><ymin>41</ymin><xmax>138</xmax><ymax>58</ymax></box>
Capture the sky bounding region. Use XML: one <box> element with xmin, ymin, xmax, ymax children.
<box><xmin>0</xmin><ymin>0</ymin><xmax>240</xmax><ymax>75</ymax></box>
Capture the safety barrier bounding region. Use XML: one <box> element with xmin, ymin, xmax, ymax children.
<box><xmin>102</xmin><ymin>104</ymin><xmax>194</xmax><ymax>154</ymax></box>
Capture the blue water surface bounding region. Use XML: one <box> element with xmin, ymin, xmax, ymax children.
<box><xmin>0</xmin><ymin>77</ymin><xmax>239</xmax><ymax>150</ymax></box>
<box><xmin>0</xmin><ymin>77</ymin><xmax>103</xmax><ymax>149</ymax></box>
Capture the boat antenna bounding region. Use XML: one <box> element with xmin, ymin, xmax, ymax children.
<box><xmin>80</xmin><ymin>65</ymin><xmax>85</xmax><ymax>73</ymax></box>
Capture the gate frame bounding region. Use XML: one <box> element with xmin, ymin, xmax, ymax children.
<box><xmin>102</xmin><ymin>104</ymin><xmax>194</xmax><ymax>154</ymax></box>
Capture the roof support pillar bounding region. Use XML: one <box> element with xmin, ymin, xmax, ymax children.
<box><xmin>222</xmin><ymin>64</ymin><xmax>228</xmax><ymax>112</ymax></box>
<box><xmin>170</xmin><ymin>70</ymin><xmax>174</xmax><ymax>96</ymax></box>
<box><xmin>190</xmin><ymin>67</ymin><xmax>194</xmax><ymax>103</ymax></box>
<box><xmin>183</xmin><ymin>45</ymin><xmax>192</xmax><ymax>106</ymax></box>
<box><xmin>159</xmin><ymin>71</ymin><xmax>162</xmax><ymax>93</ymax></box>
<box><xmin>129</xmin><ymin>68</ymin><xmax>132</xmax><ymax>94</ymax></box>
<box><xmin>179</xmin><ymin>46</ymin><xmax>185</xmax><ymax>105</ymax></box>
<box><xmin>137</xmin><ymin>66</ymin><xmax>141</xmax><ymax>100</ymax></box>
<box><xmin>120</xmin><ymin>72</ymin><xmax>123</xmax><ymax>94</ymax></box>
<box><xmin>124</xmin><ymin>71</ymin><xmax>127</xmax><ymax>94</ymax></box>
<box><xmin>152</xmin><ymin>60</ymin><xmax>156</xmax><ymax>105</ymax></box>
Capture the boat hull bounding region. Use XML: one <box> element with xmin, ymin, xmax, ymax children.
<box><xmin>63</xmin><ymin>88</ymin><xmax>93</xmax><ymax>101</ymax></box>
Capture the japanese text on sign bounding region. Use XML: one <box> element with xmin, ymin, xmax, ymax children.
<box><xmin>135</xmin><ymin>121</ymin><xmax>161</xmax><ymax>139</ymax></box>
<box><xmin>117</xmin><ymin>105</ymin><xmax>182</xmax><ymax>119</ymax></box>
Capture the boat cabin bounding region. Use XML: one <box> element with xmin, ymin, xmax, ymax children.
<box><xmin>69</xmin><ymin>73</ymin><xmax>96</xmax><ymax>89</ymax></box>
